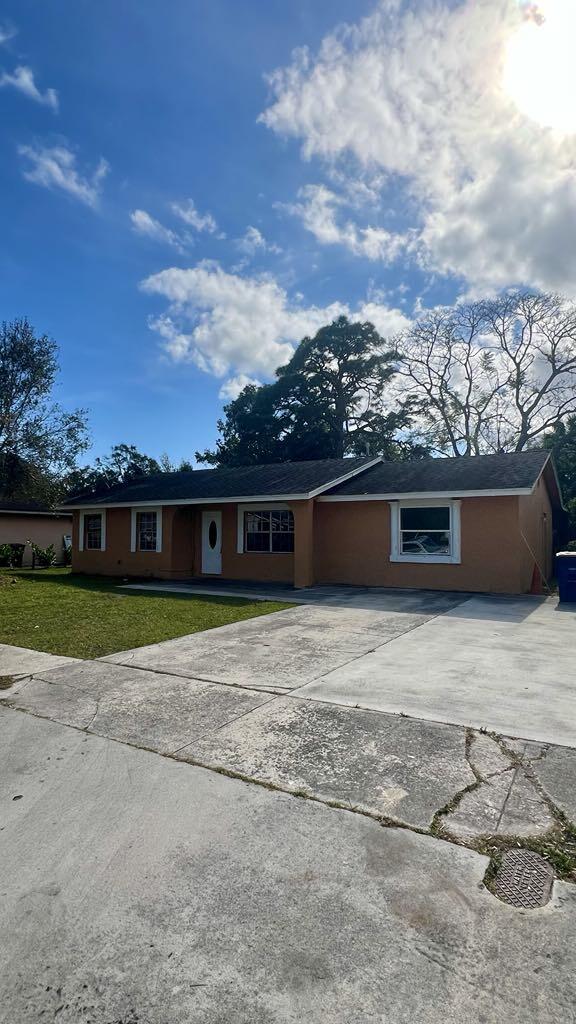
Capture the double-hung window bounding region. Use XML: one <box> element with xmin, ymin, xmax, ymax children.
<box><xmin>84</xmin><ymin>513</ymin><xmax>103</xmax><ymax>550</ymax></box>
<box><xmin>390</xmin><ymin>501</ymin><xmax>461</xmax><ymax>564</ymax></box>
<box><xmin>79</xmin><ymin>510</ymin><xmax>106</xmax><ymax>551</ymax></box>
<box><xmin>243</xmin><ymin>509</ymin><xmax>294</xmax><ymax>553</ymax></box>
<box><xmin>130</xmin><ymin>507</ymin><xmax>162</xmax><ymax>553</ymax></box>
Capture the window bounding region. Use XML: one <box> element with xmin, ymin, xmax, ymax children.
<box><xmin>400</xmin><ymin>506</ymin><xmax>451</xmax><ymax>556</ymax></box>
<box><xmin>137</xmin><ymin>511</ymin><xmax>157</xmax><ymax>551</ymax></box>
<box><xmin>130</xmin><ymin>507</ymin><xmax>162</xmax><ymax>553</ymax></box>
<box><xmin>81</xmin><ymin>512</ymin><xmax>105</xmax><ymax>551</ymax></box>
<box><xmin>244</xmin><ymin>509</ymin><xmax>294</xmax><ymax>553</ymax></box>
<box><xmin>390</xmin><ymin>501</ymin><xmax>461</xmax><ymax>564</ymax></box>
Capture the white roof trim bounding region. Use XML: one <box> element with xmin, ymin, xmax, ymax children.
<box><xmin>62</xmin><ymin>492</ymin><xmax>316</xmax><ymax>510</ymax></box>
<box><xmin>0</xmin><ymin>508</ymin><xmax>71</xmax><ymax>517</ymax></box>
<box><xmin>318</xmin><ymin>487</ymin><xmax>534</xmax><ymax>502</ymax></box>
<box><xmin>306</xmin><ymin>456</ymin><xmax>383</xmax><ymax>497</ymax></box>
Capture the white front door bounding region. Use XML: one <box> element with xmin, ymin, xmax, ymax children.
<box><xmin>201</xmin><ymin>511</ymin><xmax>222</xmax><ymax>574</ymax></box>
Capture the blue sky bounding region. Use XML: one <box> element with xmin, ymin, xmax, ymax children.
<box><xmin>1</xmin><ymin>0</ymin><xmax>574</xmax><ymax>464</ymax></box>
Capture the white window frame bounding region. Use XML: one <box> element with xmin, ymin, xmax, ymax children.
<box><xmin>237</xmin><ymin>502</ymin><xmax>293</xmax><ymax>554</ymax></box>
<box><xmin>389</xmin><ymin>499</ymin><xmax>461</xmax><ymax>564</ymax></box>
<box><xmin>130</xmin><ymin>506</ymin><xmax>162</xmax><ymax>553</ymax></box>
<box><xmin>78</xmin><ymin>509</ymin><xmax>106</xmax><ymax>552</ymax></box>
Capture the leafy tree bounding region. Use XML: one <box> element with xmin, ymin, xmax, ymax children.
<box><xmin>0</xmin><ymin>318</ymin><xmax>89</xmax><ymax>498</ymax></box>
<box><xmin>66</xmin><ymin>444</ymin><xmax>162</xmax><ymax>495</ymax></box>
<box><xmin>65</xmin><ymin>445</ymin><xmax>195</xmax><ymax>496</ymax></box>
<box><xmin>158</xmin><ymin>452</ymin><xmax>194</xmax><ymax>473</ymax></box>
<box><xmin>543</xmin><ymin>415</ymin><xmax>576</xmax><ymax>531</ymax></box>
<box><xmin>396</xmin><ymin>293</ymin><xmax>576</xmax><ymax>455</ymax></box>
<box><xmin>198</xmin><ymin>316</ymin><xmax>425</xmax><ymax>466</ymax></box>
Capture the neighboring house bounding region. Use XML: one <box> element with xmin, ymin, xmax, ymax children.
<box><xmin>62</xmin><ymin>450</ymin><xmax>562</xmax><ymax>594</ymax></box>
<box><xmin>0</xmin><ymin>501</ymin><xmax>73</xmax><ymax>566</ymax></box>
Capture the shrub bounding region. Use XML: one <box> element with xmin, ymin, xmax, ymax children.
<box><xmin>29</xmin><ymin>542</ymin><xmax>56</xmax><ymax>568</ymax></box>
<box><xmin>0</xmin><ymin>543</ymin><xmax>25</xmax><ymax>568</ymax></box>
<box><xmin>567</xmin><ymin>540</ymin><xmax>576</xmax><ymax>553</ymax></box>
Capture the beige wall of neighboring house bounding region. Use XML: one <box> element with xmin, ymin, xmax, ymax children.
<box><xmin>0</xmin><ymin>512</ymin><xmax>72</xmax><ymax>566</ymax></box>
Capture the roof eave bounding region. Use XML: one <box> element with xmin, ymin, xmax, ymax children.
<box><xmin>60</xmin><ymin>491</ymin><xmax>314</xmax><ymax>510</ymax></box>
<box><xmin>318</xmin><ymin>487</ymin><xmax>535</xmax><ymax>502</ymax></box>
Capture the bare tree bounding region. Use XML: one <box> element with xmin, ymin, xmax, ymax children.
<box><xmin>396</xmin><ymin>292</ymin><xmax>576</xmax><ymax>455</ymax></box>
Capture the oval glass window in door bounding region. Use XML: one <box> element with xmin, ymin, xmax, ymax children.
<box><xmin>208</xmin><ymin>519</ymin><xmax>218</xmax><ymax>549</ymax></box>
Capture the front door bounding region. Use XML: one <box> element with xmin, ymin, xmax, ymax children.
<box><xmin>201</xmin><ymin>511</ymin><xmax>222</xmax><ymax>574</ymax></box>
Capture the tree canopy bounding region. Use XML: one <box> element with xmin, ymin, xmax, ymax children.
<box><xmin>0</xmin><ymin>318</ymin><xmax>89</xmax><ymax>500</ymax></box>
<box><xmin>397</xmin><ymin>293</ymin><xmax>576</xmax><ymax>456</ymax></box>
<box><xmin>198</xmin><ymin>316</ymin><xmax>427</xmax><ymax>466</ymax></box>
<box><xmin>543</xmin><ymin>415</ymin><xmax>576</xmax><ymax>530</ymax></box>
<box><xmin>65</xmin><ymin>444</ymin><xmax>193</xmax><ymax>496</ymax></box>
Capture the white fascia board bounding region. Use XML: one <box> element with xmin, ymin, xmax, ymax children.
<box><xmin>318</xmin><ymin>487</ymin><xmax>534</xmax><ymax>502</ymax></box>
<box><xmin>0</xmin><ymin>509</ymin><xmax>71</xmax><ymax>517</ymax></box>
<box><xmin>62</xmin><ymin>492</ymin><xmax>313</xmax><ymax>510</ymax></box>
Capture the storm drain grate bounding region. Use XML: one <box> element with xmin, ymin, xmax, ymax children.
<box><xmin>493</xmin><ymin>849</ymin><xmax>554</xmax><ymax>909</ymax></box>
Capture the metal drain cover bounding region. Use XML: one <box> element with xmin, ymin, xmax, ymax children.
<box><xmin>493</xmin><ymin>849</ymin><xmax>554</xmax><ymax>909</ymax></box>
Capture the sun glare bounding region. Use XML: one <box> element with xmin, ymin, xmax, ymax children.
<box><xmin>503</xmin><ymin>0</ymin><xmax>576</xmax><ymax>133</ymax></box>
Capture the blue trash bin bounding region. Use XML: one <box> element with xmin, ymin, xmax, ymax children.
<box><xmin>556</xmin><ymin>552</ymin><xmax>576</xmax><ymax>603</ymax></box>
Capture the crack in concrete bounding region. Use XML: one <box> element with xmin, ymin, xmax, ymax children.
<box><xmin>3</xmin><ymin>698</ymin><xmax>573</xmax><ymax>890</ymax></box>
<box><xmin>494</xmin><ymin>765</ymin><xmax>520</xmax><ymax>833</ymax></box>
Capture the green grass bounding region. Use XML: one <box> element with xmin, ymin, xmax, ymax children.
<box><xmin>0</xmin><ymin>568</ymin><xmax>291</xmax><ymax>660</ymax></box>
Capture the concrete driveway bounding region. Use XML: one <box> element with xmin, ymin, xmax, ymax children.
<box><xmin>109</xmin><ymin>585</ymin><xmax>575</xmax><ymax>746</ymax></box>
<box><xmin>2</xmin><ymin>585</ymin><xmax>576</xmax><ymax>1022</ymax></box>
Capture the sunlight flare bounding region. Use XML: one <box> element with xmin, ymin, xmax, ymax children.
<box><xmin>503</xmin><ymin>1</ymin><xmax>576</xmax><ymax>132</ymax></box>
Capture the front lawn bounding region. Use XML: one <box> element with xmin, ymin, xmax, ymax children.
<box><xmin>0</xmin><ymin>568</ymin><xmax>291</xmax><ymax>659</ymax></box>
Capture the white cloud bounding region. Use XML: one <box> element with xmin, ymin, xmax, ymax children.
<box><xmin>171</xmin><ymin>198</ymin><xmax>219</xmax><ymax>235</ymax></box>
<box><xmin>130</xmin><ymin>209</ymin><xmax>185</xmax><ymax>251</ymax></box>
<box><xmin>218</xmin><ymin>374</ymin><xmax>262</xmax><ymax>401</ymax></box>
<box><xmin>280</xmin><ymin>184</ymin><xmax>410</xmax><ymax>262</ymax></box>
<box><xmin>19</xmin><ymin>143</ymin><xmax>109</xmax><ymax>208</ymax></box>
<box><xmin>261</xmin><ymin>0</ymin><xmax>576</xmax><ymax>294</ymax></box>
<box><xmin>141</xmin><ymin>261</ymin><xmax>408</xmax><ymax>396</ymax></box>
<box><xmin>236</xmin><ymin>225</ymin><xmax>282</xmax><ymax>258</ymax></box>
<box><xmin>0</xmin><ymin>65</ymin><xmax>58</xmax><ymax>111</ymax></box>
<box><xmin>0</xmin><ymin>23</ymin><xmax>17</xmax><ymax>45</ymax></box>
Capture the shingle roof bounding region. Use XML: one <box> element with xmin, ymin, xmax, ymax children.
<box><xmin>62</xmin><ymin>457</ymin><xmax>378</xmax><ymax>507</ymax></box>
<box><xmin>324</xmin><ymin>450</ymin><xmax>552</xmax><ymax>497</ymax></box>
<box><xmin>62</xmin><ymin>450</ymin><xmax>558</xmax><ymax>509</ymax></box>
<box><xmin>0</xmin><ymin>500</ymin><xmax>71</xmax><ymax>516</ymax></box>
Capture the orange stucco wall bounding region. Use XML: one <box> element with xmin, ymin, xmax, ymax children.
<box><xmin>191</xmin><ymin>504</ymin><xmax>295</xmax><ymax>583</ymax></box>
<box><xmin>72</xmin><ymin>503</ymin><xmax>295</xmax><ymax>582</ymax></box>
<box><xmin>71</xmin><ymin>486</ymin><xmax>553</xmax><ymax>594</ymax></box>
<box><xmin>314</xmin><ymin>496</ymin><xmax>527</xmax><ymax>594</ymax></box>
<box><xmin>518</xmin><ymin>477</ymin><xmax>553</xmax><ymax>591</ymax></box>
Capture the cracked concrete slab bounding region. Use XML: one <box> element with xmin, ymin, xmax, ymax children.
<box><xmin>2</xmin><ymin>658</ymin><xmax>475</xmax><ymax>828</ymax></box>
<box><xmin>532</xmin><ymin>746</ymin><xmax>576</xmax><ymax>825</ymax></box>
<box><xmin>442</xmin><ymin>768</ymin><xmax>557</xmax><ymax>841</ymax></box>
<box><xmin>295</xmin><ymin>595</ymin><xmax>576</xmax><ymax>747</ymax></box>
<box><xmin>176</xmin><ymin>696</ymin><xmax>476</xmax><ymax>827</ymax></box>
<box><xmin>2</xmin><ymin>707</ymin><xmax>576</xmax><ymax>1024</ymax></box>
<box><xmin>0</xmin><ymin>643</ymin><xmax>80</xmax><ymax>678</ymax></box>
<box><xmin>468</xmin><ymin>733</ymin><xmax>514</xmax><ymax>778</ymax></box>
<box><xmin>0</xmin><ymin>660</ymin><xmax>274</xmax><ymax>754</ymax></box>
